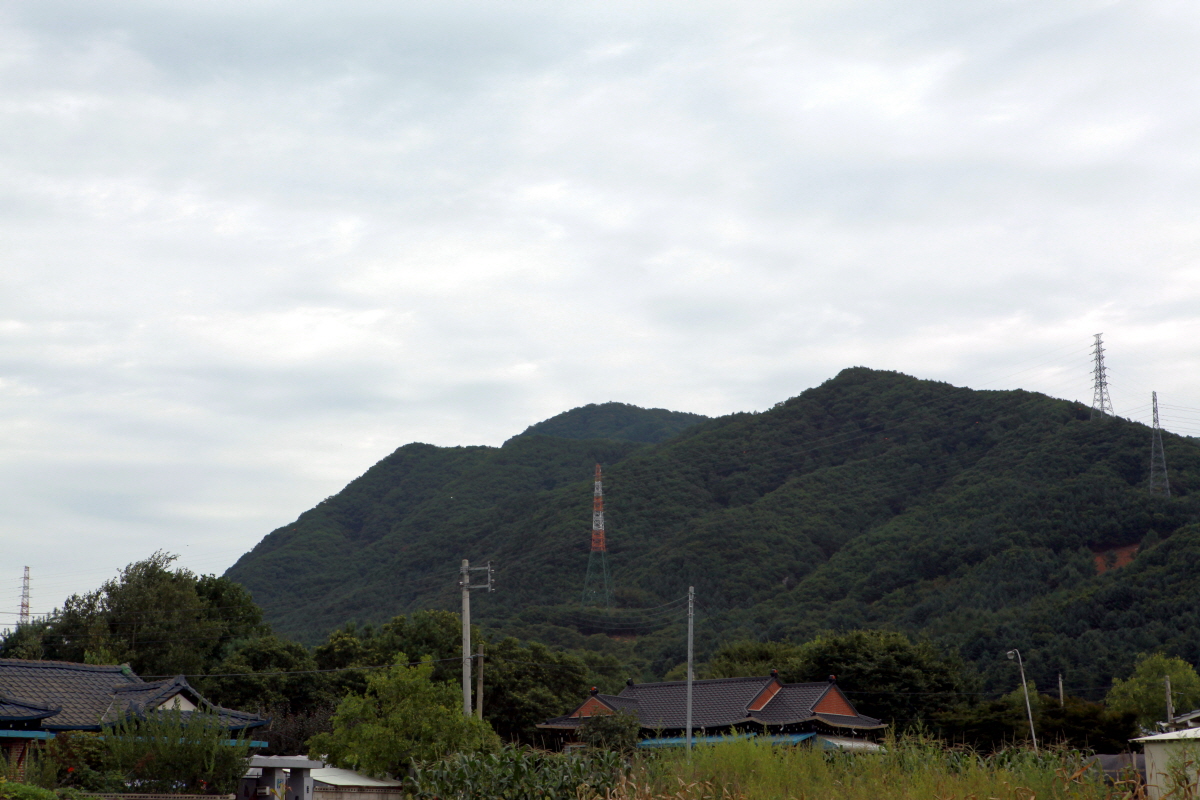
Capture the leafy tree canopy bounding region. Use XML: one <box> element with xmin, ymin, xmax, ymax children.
<box><xmin>1105</xmin><ymin>652</ymin><xmax>1200</xmax><ymax>728</ymax></box>
<box><xmin>311</xmin><ymin>612</ymin><xmax>611</xmax><ymax>744</ymax></box>
<box><xmin>202</xmin><ymin>634</ymin><xmax>326</xmax><ymax>713</ymax></box>
<box><xmin>308</xmin><ymin>655</ymin><xmax>499</xmax><ymax>778</ymax></box>
<box><xmin>1</xmin><ymin>552</ymin><xmax>265</xmax><ymax>678</ymax></box>
<box><xmin>578</xmin><ymin>709</ymin><xmax>641</xmax><ymax>754</ymax></box>
<box><xmin>511</xmin><ymin>402</ymin><xmax>708</xmax><ymax>444</ymax></box>
<box><xmin>707</xmin><ymin>630</ymin><xmax>969</xmax><ymax>728</ymax></box>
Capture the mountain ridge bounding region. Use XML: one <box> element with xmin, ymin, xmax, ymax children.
<box><xmin>224</xmin><ymin>367</ymin><xmax>1200</xmax><ymax>697</ymax></box>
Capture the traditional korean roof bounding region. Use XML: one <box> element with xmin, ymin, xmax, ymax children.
<box><xmin>0</xmin><ymin>659</ymin><xmax>140</xmax><ymax>729</ymax></box>
<box><xmin>0</xmin><ymin>690</ymin><xmax>60</xmax><ymax>723</ymax></box>
<box><xmin>0</xmin><ymin>658</ymin><xmax>266</xmax><ymax>731</ymax></box>
<box><xmin>539</xmin><ymin>675</ymin><xmax>884</xmax><ymax>732</ymax></box>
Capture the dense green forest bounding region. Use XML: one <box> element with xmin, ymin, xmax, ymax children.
<box><xmin>509</xmin><ymin>401</ymin><xmax>708</xmax><ymax>444</ymax></box>
<box><xmin>224</xmin><ymin>368</ymin><xmax>1200</xmax><ymax>701</ymax></box>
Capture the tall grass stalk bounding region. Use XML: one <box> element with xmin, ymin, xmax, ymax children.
<box><xmin>591</xmin><ymin>734</ymin><xmax>1135</xmax><ymax>800</ymax></box>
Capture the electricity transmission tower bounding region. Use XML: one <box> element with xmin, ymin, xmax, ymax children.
<box><xmin>19</xmin><ymin>567</ymin><xmax>29</xmax><ymax>626</ymax></box>
<box><xmin>582</xmin><ymin>464</ymin><xmax>612</xmax><ymax>608</ymax></box>
<box><xmin>1150</xmin><ymin>391</ymin><xmax>1171</xmax><ymax>496</ymax></box>
<box><xmin>1090</xmin><ymin>333</ymin><xmax>1114</xmax><ymax>419</ymax></box>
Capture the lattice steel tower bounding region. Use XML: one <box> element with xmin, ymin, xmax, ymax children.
<box><xmin>1090</xmin><ymin>333</ymin><xmax>1114</xmax><ymax>419</ymax></box>
<box><xmin>1150</xmin><ymin>391</ymin><xmax>1171</xmax><ymax>496</ymax></box>
<box><xmin>581</xmin><ymin>464</ymin><xmax>612</xmax><ymax>608</ymax></box>
<box><xmin>19</xmin><ymin>566</ymin><xmax>29</xmax><ymax>626</ymax></box>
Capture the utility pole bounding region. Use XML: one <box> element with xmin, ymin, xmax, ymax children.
<box><xmin>1150</xmin><ymin>391</ymin><xmax>1171</xmax><ymax>496</ymax></box>
<box><xmin>1007</xmin><ymin>649</ymin><xmax>1038</xmax><ymax>753</ymax></box>
<box><xmin>1166</xmin><ymin>675</ymin><xmax>1175</xmax><ymax>730</ymax></box>
<box><xmin>458</xmin><ymin>559</ymin><xmax>494</xmax><ymax>717</ymax></box>
<box><xmin>1058</xmin><ymin>673</ymin><xmax>1064</xmax><ymax>705</ymax></box>
<box><xmin>19</xmin><ymin>567</ymin><xmax>30</xmax><ymax>626</ymax></box>
<box><xmin>476</xmin><ymin>642</ymin><xmax>485</xmax><ymax>721</ymax></box>
<box><xmin>686</xmin><ymin>586</ymin><xmax>694</xmax><ymax>755</ymax></box>
<box><xmin>1090</xmin><ymin>333</ymin><xmax>1114</xmax><ymax>419</ymax></box>
<box><xmin>582</xmin><ymin>465</ymin><xmax>613</xmax><ymax>608</ymax></box>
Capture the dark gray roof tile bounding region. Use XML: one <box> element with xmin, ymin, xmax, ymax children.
<box><xmin>0</xmin><ymin>659</ymin><xmax>266</xmax><ymax>731</ymax></box>
<box><xmin>0</xmin><ymin>659</ymin><xmax>141</xmax><ymax>729</ymax></box>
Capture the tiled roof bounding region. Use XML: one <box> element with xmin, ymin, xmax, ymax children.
<box><xmin>0</xmin><ymin>691</ymin><xmax>60</xmax><ymax>723</ymax></box>
<box><xmin>0</xmin><ymin>659</ymin><xmax>266</xmax><ymax>731</ymax></box>
<box><xmin>0</xmin><ymin>659</ymin><xmax>142</xmax><ymax>729</ymax></box>
<box><xmin>751</xmin><ymin>684</ymin><xmax>829</xmax><ymax>724</ymax></box>
<box><xmin>814</xmin><ymin>712</ymin><xmax>885</xmax><ymax>729</ymax></box>
<box><xmin>540</xmin><ymin>676</ymin><xmax>884</xmax><ymax>732</ymax></box>
<box><xmin>625</xmin><ymin>677</ymin><xmax>772</xmax><ymax>729</ymax></box>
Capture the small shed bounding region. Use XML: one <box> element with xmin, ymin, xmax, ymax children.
<box><xmin>1133</xmin><ymin>728</ymin><xmax>1200</xmax><ymax>800</ymax></box>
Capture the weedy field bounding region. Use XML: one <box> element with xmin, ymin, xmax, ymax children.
<box><xmin>599</xmin><ymin>736</ymin><xmax>1144</xmax><ymax>800</ymax></box>
<box><xmin>403</xmin><ymin>736</ymin><xmax>1154</xmax><ymax>800</ymax></box>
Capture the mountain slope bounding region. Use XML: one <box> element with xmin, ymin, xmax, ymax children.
<box><xmin>225</xmin><ymin>368</ymin><xmax>1200</xmax><ymax>696</ymax></box>
<box><xmin>509</xmin><ymin>402</ymin><xmax>708</xmax><ymax>444</ymax></box>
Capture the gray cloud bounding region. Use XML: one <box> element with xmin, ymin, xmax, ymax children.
<box><xmin>3</xmin><ymin>0</ymin><xmax>1200</xmax><ymax>615</ymax></box>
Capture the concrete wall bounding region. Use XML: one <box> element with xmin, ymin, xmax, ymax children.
<box><xmin>1144</xmin><ymin>741</ymin><xmax>1200</xmax><ymax>800</ymax></box>
<box><xmin>315</xmin><ymin>786</ymin><xmax>405</xmax><ymax>800</ymax></box>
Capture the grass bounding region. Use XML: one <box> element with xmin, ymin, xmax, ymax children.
<box><xmin>586</xmin><ymin>735</ymin><xmax>1145</xmax><ymax>800</ymax></box>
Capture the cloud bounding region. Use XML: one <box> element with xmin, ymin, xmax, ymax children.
<box><xmin>2</xmin><ymin>0</ymin><xmax>1200</xmax><ymax>613</ymax></box>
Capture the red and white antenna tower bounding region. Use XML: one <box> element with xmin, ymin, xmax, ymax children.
<box><xmin>19</xmin><ymin>566</ymin><xmax>30</xmax><ymax>626</ymax></box>
<box><xmin>582</xmin><ymin>464</ymin><xmax>612</xmax><ymax>607</ymax></box>
<box><xmin>591</xmin><ymin>464</ymin><xmax>607</xmax><ymax>553</ymax></box>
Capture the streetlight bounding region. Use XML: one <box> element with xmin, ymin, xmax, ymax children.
<box><xmin>1007</xmin><ymin>649</ymin><xmax>1038</xmax><ymax>753</ymax></box>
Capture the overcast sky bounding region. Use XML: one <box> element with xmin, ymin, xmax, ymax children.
<box><xmin>4</xmin><ymin>0</ymin><xmax>1200</xmax><ymax>619</ymax></box>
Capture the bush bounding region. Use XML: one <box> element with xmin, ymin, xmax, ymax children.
<box><xmin>0</xmin><ymin>779</ymin><xmax>56</xmax><ymax>800</ymax></box>
<box><xmin>578</xmin><ymin>710</ymin><xmax>641</xmax><ymax>754</ymax></box>
<box><xmin>102</xmin><ymin>708</ymin><xmax>251</xmax><ymax>794</ymax></box>
<box><xmin>407</xmin><ymin>746</ymin><xmax>625</xmax><ymax>800</ymax></box>
<box><xmin>309</xmin><ymin>655</ymin><xmax>500</xmax><ymax>778</ymax></box>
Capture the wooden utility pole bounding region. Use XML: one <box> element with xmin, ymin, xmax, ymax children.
<box><xmin>476</xmin><ymin>642</ymin><xmax>485</xmax><ymax>720</ymax></box>
<box><xmin>1167</xmin><ymin>675</ymin><xmax>1175</xmax><ymax>730</ymax></box>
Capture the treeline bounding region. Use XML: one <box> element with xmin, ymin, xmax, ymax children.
<box><xmin>0</xmin><ymin>553</ymin><xmax>623</xmax><ymax>753</ymax></box>
<box><xmin>8</xmin><ymin>552</ymin><xmax>1199</xmax><ymax>757</ymax></box>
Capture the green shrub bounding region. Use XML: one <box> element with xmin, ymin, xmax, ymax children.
<box><xmin>578</xmin><ymin>709</ymin><xmax>641</xmax><ymax>754</ymax></box>
<box><xmin>103</xmin><ymin>707</ymin><xmax>252</xmax><ymax>794</ymax></box>
<box><xmin>407</xmin><ymin>746</ymin><xmax>625</xmax><ymax>800</ymax></box>
<box><xmin>0</xmin><ymin>778</ymin><xmax>56</xmax><ymax>800</ymax></box>
<box><xmin>310</xmin><ymin>655</ymin><xmax>499</xmax><ymax>778</ymax></box>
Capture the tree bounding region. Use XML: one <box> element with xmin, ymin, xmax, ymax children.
<box><xmin>703</xmin><ymin>631</ymin><xmax>969</xmax><ymax>729</ymax></box>
<box><xmin>314</xmin><ymin>611</ymin><xmax>469</xmax><ymax>697</ymax></box>
<box><xmin>202</xmin><ymin>634</ymin><xmax>328</xmax><ymax>713</ymax></box>
<box><xmin>12</xmin><ymin>552</ymin><xmax>266</xmax><ymax>678</ymax></box>
<box><xmin>790</xmin><ymin>630</ymin><xmax>969</xmax><ymax>728</ymax></box>
<box><xmin>706</xmin><ymin>640</ymin><xmax>803</xmax><ymax>679</ymax></box>
<box><xmin>478</xmin><ymin>638</ymin><xmax>590</xmax><ymax>743</ymax></box>
<box><xmin>308</xmin><ymin>655</ymin><xmax>499</xmax><ymax>779</ymax></box>
<box><xmin>1106</xmin><ymin>653</ymin><xmax>1200</xmax><ymax>728</ymax></box>
<box><xmin>103</xmin><ymin>707</ymin><xmax>252</xmax><ymax>794</ymax></box>
<box><xmin>936</xmin><ymin>694</ymin><xmax>1138</xmax><ymax>752</ymax></box>
<box><xmin>578</xmin><ymin>710</ymin><xmax>641</xmax><ymax>754</ymax></box>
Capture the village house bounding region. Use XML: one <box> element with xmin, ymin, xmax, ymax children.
<box><xmin>538</xmin><ymin>672</ymin><xmax>885</xmax><ymax>750</ymax></box>
<box><xmin>0</xmin><ymin>658</ymin><xmax>267</xmax><ymax>780</ymax></box>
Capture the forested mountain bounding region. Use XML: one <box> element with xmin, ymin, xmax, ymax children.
<box><xmin>225</xmin><ymin>368</ymin><xmax>1200</xmax><ymax>698</ymax></box>
<box><xmin>508</xmin><ymin>401</ymin><xmax>708</xmax><ymax>444</ymax></box>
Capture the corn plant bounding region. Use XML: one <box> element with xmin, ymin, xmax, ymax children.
<box><xmin>406</xmin><ymin>746</ymin><xmax>625</xmax><ymax>800</ymax></box>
